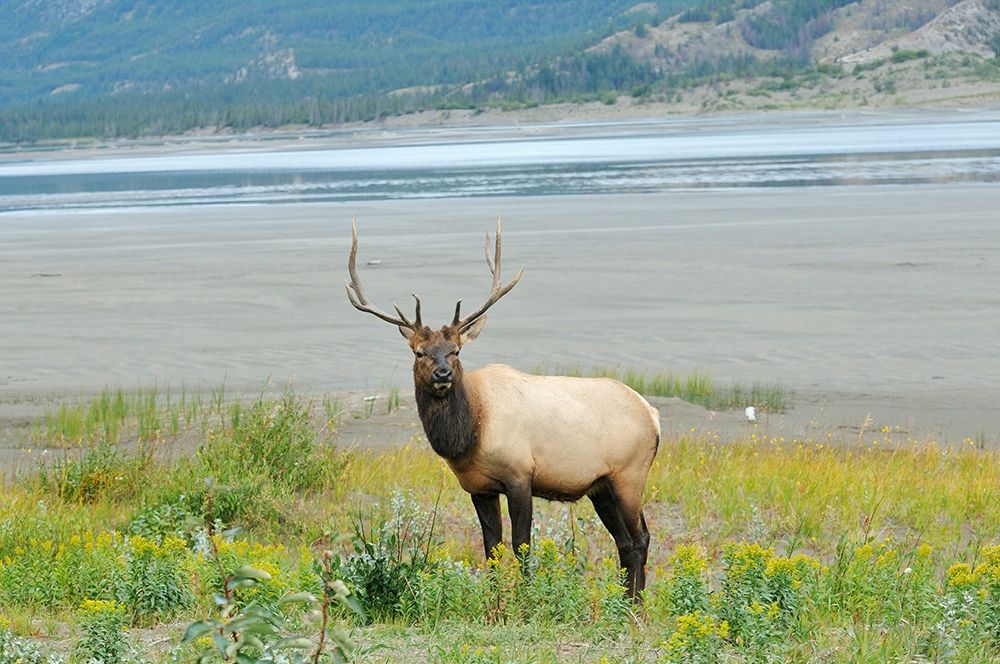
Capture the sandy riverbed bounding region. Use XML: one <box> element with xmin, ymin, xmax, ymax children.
<box><xmin>1</xmin><ymin>185</ymin><xmax>998</xmax><ymax>456</ymax></box>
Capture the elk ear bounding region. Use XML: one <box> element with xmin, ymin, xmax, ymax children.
<box><xmin>459</xmin><ymin>317</ymin><xmax>487</xmax><ymax>345</ymax></box>
<box><xmin>399</xmin><ymin>326</ymin><xmax>415</xmax><ymax>340</ymax></box>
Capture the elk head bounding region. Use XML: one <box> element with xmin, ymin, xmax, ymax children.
<box><xmin>346</xmin><ymin>218</ymin><xmax>523</xmax><ymax>397</ymax></box>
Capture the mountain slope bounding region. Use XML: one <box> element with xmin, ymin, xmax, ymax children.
<box><xmin>0</xmin><ymin>0</ymin><xmax>686</xmax><ymax>106</ymax></box>
<box><xmin>593</xmin><ymin>0</ymin><xmax>1000</xmax><ymax>74</ymax></box>
<box><xmin>825</xmin><ymin>0</ymin><xmax>1000</xmax><ymax>66</ymax></box>
<box><xmin>1</xmin><ymin>0</ymin><xmax>998</xmax><ymax>142</ymax></box>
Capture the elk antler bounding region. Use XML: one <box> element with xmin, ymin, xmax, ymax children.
<box><xmin>452</xmin><ymin>216</ymin><xmax>524</xmax><ymax>332</ymax></box>
<box><xmin>346</xmin><ymin>219</ymin><xmax>422</xmax><ymax>330</ymax></box>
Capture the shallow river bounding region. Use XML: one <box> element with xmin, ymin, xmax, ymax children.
<box><xmin>2</xmin><ymin>111</ymin><xmax>1000</xmax><ymax>213</ymax></box>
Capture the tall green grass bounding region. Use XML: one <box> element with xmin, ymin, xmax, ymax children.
<box><xmin>32</xmin><ymin>385</ymin><xmax>227</xmax><ymax>447</ymax></box>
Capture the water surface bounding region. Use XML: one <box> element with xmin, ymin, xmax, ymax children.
<box><xmin>2</xmin><ymin>113</ymin><xmax>1000</xmax><ymax>213</ymax></box>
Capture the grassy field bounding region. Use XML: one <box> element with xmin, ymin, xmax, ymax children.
<box><xmin>1</xmin><ymin>389</ymin><xmax>999</xmax><ymax>663</ymax></box>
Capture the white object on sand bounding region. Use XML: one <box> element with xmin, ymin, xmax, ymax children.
<box><xmin>745</xmin><ymin>406</ymin><xmax>757</xmax><ymax>422</ymax></box>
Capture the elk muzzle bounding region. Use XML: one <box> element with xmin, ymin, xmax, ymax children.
<box><xmin>431</xmin><ymin>364</ymin><xmax>454</xmax><ymax>395</ymax></box>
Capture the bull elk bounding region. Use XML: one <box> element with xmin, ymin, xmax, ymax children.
<box><xmin>345</xmin><ymin>218</ymin><xmax>660</xmax><ymax>598</ymax></box>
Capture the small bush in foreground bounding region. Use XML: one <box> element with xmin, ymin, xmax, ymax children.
<box><xmin>660</xmin><ymin>610</ymin><xmax>729</xmax><ymax>664</ymax></box>
<box><xmin>648</xmin><ymin>543</ymin><xmax>711</xmax><ymax>619</ymax></box>
<box><xmin>124</xmin><ymin>535</ymin><xmax>194</xmax><ymax>624</ymax></box>
<box><xmin>184</xmin><ymin>543</ymin><xmax>363</xmax><ymax>663</ymax></box>
<box><xmin>75</xmin><ymin>599</ymin><xmax>133</xmax><ymax>663</ymax></box>
<box><xmin>340</xmin><ymin>492</ymin><xmax>438</xmax><ymax>622</ymax></box>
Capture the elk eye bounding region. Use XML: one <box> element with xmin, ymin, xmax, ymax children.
<box><xmin>450</xmin><ymin>349</ymin><xmax>460</xmax><ymax>357</ymax></box>
<box><xmin>414</xmin><ymin>351</ymin><xmax>425</xmax><ymax>359</ymax></box>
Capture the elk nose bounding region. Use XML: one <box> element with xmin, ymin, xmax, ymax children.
<box><xmin>432</xmin><ymin>366</ymin><xmax>453</xmax><ymax>382</ymax></box>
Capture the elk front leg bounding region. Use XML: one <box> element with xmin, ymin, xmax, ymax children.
<box><xmin>471</xmin><ymin>493</ymin><xmax>502</xmax><ymax>559</ymax></box>
<box><xmin>506</xmin><ymin>483</ymin><xmax>533</xmax><ymax>559</ymax></box>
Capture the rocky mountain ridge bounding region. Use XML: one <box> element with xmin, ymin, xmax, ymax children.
<box><xmin>598</xmin><ymin>0</ymin><xmax>999</xmax><ymax>72</ymax></box>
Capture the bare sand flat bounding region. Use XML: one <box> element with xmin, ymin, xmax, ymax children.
<box><xmin>1</xmin><ymin>184</ymin><xmax>998</xmax><ymax>453</ymax></box>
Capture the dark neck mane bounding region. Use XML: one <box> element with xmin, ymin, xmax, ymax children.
<box><xmin>414</xmin><ymin>380</ymin><xmax>478</xmax><ymax>460</ymax></box>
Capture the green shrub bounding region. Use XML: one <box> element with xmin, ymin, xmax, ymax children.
<box><xmin>523</xmin><ymin>538</ymin><xmax>589</xmax><ymax>625</ymax></box>
<box><xmin>123</xmin><ymin>535</ymin><xmax>194</xmax><ymax>624</ymax></box>
<box><xmin>589</xmin><ymin>555</ymin><xmax>632</xmax><ymax>637</ymax></box>
<box><xmin>938</xmin><ymin>544</ymin><xmax>1000</xmax><ymax>644</ymax></box>
<box><xmin>482</xmin><ymin>543</ymin><xmax>529</xmax><ymax>625</ymax></box>
<box><xmin>660</xmin><ymin>611</ymin><xmax>729</xmax><ymax>663</ymax></box>
<box><xmin>35</xmin><ymin>442</ymin><xmax>138</xmax><ymax>504</ymax></box>
<box><xmin>183</xmin><ymin>551</ymin><xmax>363</xmax><ymax>663</ymax></box>
<box><xmin>650</xmin><ymin>544</ymin><xmax>711</xmax><ymax>619</ymax></box>
<box><xmin>189</xmin><ymin>478</ymin><xmax>276</xmax><ymax>529</ymax></box>
<box><xmin>403</xmin><ymin>559</ymin><xmax>483</xmax><ymax>626</ymax></box>
<box><xmin>891</xmin><ymin>49</ymin><xmax>929</xmax><ymax>64</ymax></box>
<box><xmin>473</xmin><ymin>538</ymin><xmax>629</xmax><ymax>632</ymax></box>
<box><xmin>196</xmin><ymin>393</ymin><xmax>344</xmax><ymax>496</ymax></box>
<box><xmin>831</xmin><ymin>538</ymin><xmax>917</xmax><ymax>624</ymax></box>
<box><xmin>979</xmin><ymin>545</ymin><xmax>1000</xmax><ymax>639</ymax></box>
<box><xmin>717</xmin><ymin>542</ymin><xmax>819</xmax><ymax>660</ymax></box>
<box><xmin>0</xmin><ymin>530</ymin><xmax>193</xmax><ymax>624</ymax></box>
<box><xmin>339</xmin><ymin>492</ymin><xmax>437</xmax><ymax>622</ymax></box>
<box><xmin>75</xmin><ymin>599</ymin><xmax>132</xmax><ymax>663</ymax></box>
<box><xmin>718</xmin><ymin>542</ymin><xmax>771</xmax><ymax>635</ymax></box>
<box><xmin>195</xmin><ymin>536</ymin><xmax>298</xmax><ymax>612</ymax></box>
<box><xmin>128</xmin><ymin>498</ymin><xmax>198</xmax><ymax>542</ymax></box>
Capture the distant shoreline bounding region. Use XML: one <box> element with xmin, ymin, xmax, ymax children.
<box><xmin>4</xmin><ymin>97</ymin><xmax>1000</xmax><ymax>160</ymax></box>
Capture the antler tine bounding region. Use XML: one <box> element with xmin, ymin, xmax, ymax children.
<box><xmin>346</xmin><ymin>219</ymin><xmax>420</xmax><ymax>330</ymax></box>
<box><xmin>392</xmin><ymin>294</ymin><xmax>422</xmax><ymax>328</ymax></box>
<box><xmin>457</xmin><ymin>217</ymin><xmax>524</xmax><ymax>332</ymax></box>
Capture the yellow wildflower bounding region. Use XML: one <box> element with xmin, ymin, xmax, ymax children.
<box><xmin>946</xmin><ymin>563</ymin><xmax>979</xmax><ymax>590</ymax></box>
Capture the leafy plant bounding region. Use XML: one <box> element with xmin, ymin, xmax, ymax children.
<box><xmin>649</xmin><ymin>544</ymin><xmax>711</xmax><ymax>619</ymax></box>
<box><xmin>123</xmin><ymin>535</ymin><xmax>194</xmax><ymax>624</ymax></box>
<box><xmin>183</xmin><ymin>532</ymin><xmax>363</xmax><ymax>663</ymax></box>
<box><xmin>128</xmin><ymin>498</ymin><xmax>198</xmax><ymax>542</ymax></box>
<box><xmin>717</xmin><ymin>542</ymin><xmax>819</xmax><ymax>660</ymax></box>
<box><xmin>339</xmin><ymin>492</ymin><xmax>438</xmax><ymax>621</ymax></box>
<box><xmin>0</xmin><ymin>532</ymin><xmax>126</xmax><ymax>609</ymax></box>
<box><xmin>75</xmin><ymin>599</ymin><xmax>133</xmax><ymax>664</ymax></box>
<box><xmin>660</xmin><ymin>611</ymin><xmax>729</xmax><ymax>664</ymax></box>
<box><xmin>402</xmin><ymin>559</ymin><xmax>482</xmax><ymax>626</ymax></box>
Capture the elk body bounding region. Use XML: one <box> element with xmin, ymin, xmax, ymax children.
<box><xmin>346</xmin><ymin>219</ymin><xmax>660</xmax><ymax>598</ymax></box>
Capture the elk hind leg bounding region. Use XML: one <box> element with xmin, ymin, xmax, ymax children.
<box><xmin>589</xmin><ymin>483</ymin><xmax>647</xmax><ymax>599</ymax></box>
<box><xmin>616</xmin><ymin>486</ymin><xmax>650</xmax><ymax>598</ymax></box>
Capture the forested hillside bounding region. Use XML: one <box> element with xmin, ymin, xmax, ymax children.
<box><xmin>1</xmin><ymin>0</ymin><xmax>999</xmax><ymax>143</ymax></box>
<box><xmin>0</xmin><ymin>0</ymin><xmax>688</xmax><ymax>104</ymax></box>
<box><xmin>0</xmin><ymin>0</ymin><xmax>691</xmax><ymax>141</ymax></box>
